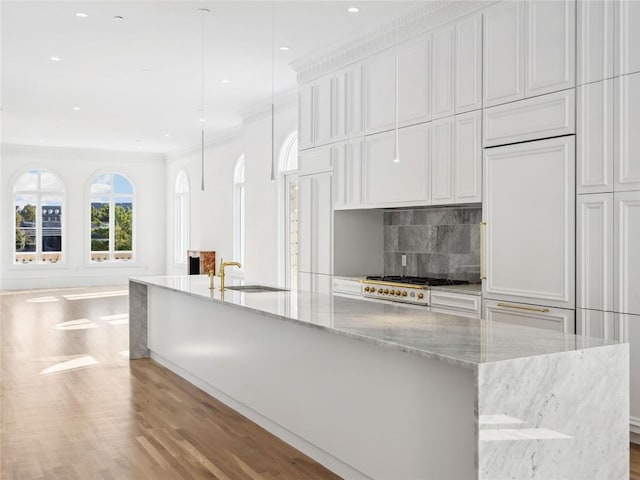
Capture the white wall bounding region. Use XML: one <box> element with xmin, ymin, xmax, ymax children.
<box><xmin>0</xmin><ymin>143</ymin><xmax>166</xmax><ymax>289</ymax></box>
<box><xmin>164</xmin><ymin>102</ymin><xmax>297</xmax><ymax>286</ymax></box>
<box><xmin>164</xmin><ymin>132</ymin><xmax>243</xmax><ymax>276</ymax></box>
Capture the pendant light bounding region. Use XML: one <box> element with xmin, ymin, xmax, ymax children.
<box><xmin>393</xmin><ymin>54</ymin><xmax>400</xmax><ymax>163</ymax></box>
<box><xmin>199</xmin><ymin>8</ymin><xmax>210</xmax><ymax>191</ymax></box>
<box><xmin>270</xmin><ymin>1</ymin><xmax>276</xmax><ymax>182</ymax></box>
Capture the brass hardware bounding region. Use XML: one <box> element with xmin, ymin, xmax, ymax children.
<box><xmin>417</xmin><ymin>293</ymin><xmax>424</xmax><ymax>300</ymax></box>
<box><xmin>218</xmin><ymin>258</ymin><xmax>242</xmax><ymax>292</ymax></box>
<box><xmin>383</xmin><ymin>289</ymin><xmax>389</xmax><ymax>294</ymax></box>
<box><xmin>208</xmin><ymin>270</ymin><xmax>215</xmax><ymax>290</ymax></box>
<box><xmin>395</xmin><ymin>291</ymin><xmax>401</xmax><ymax>296</ymax></box>
<box><xmin>378</xmin><ymin>288</ymin><xmax>383</xmax><ymax>294</ymax></box>
<box><xmin>480</xmin><ymin>222</ymin><xmax>487</xmax><ymax>280</ymax></box>
<box><xmin>402</xmin><ymin>291</ymin><xmax>407</xmax><ymax>297</ymax></box>
<box><xmin>496</xmin><ymin>302</ymin><xmax>550</xmax><ymax>313</ymax></box>
<box><xmin>360</xmin><ymin>279</ymin><xmax>428</xmax><ymax>290</ymax></box>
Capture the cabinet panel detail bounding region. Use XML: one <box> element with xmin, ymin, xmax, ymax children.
<box><xmin>577</xmin><ymin>0</ymin><xmax>614</xmax><ymax>85</ymax></box>
<box><xmin>455</xmin><ymin>13</ymin><xmax>483</xmax><ymax>114</ymax></box>
<box><xmin>615</xmin><ymin>73</ymin><xmax>640</xmax><ymax>191</ymax></box>
<box><xmin>365</xmin><ymin>51</ymin><xmax>396</xmax><ymax>135</ymax></box>
<box><xmin>398</xmin><ymin>37</ymin><xmax>430</xmax><ymax>127</ymax></box>
<box><xmin>431</xmin><ymin>117</ymin><xmax>455</xmax><ymax>205</ymax></box>
<box><xmin>454</xmin><ymin>110</ymin><xmax>482</xmax><ymax>203</ymax></box>
<box><xmin>614</xmin><ymin>191</ymin><xmax>640</xmax><ymax>316</ymax></box>
<box><xmin>432</xmin><ymin>25</ymin><xmax>455</xmax><ymax>120</ymax></box>
<box><xmin>484</xmin><ymin>299</ymin><xmax>575</xmax><ymax>333</ymax></box>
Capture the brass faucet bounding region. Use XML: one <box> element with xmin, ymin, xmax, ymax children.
<box><xmin>218</xmin><ymin>258</ymin><xmax>242</xmax><ymax>291</ymax></box>
<box><xmin>208</xmin><ymin>270</ymin><xmax>215</xmax><ymax>290</ymax></box>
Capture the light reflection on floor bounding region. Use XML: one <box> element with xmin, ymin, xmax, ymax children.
<box><xmin>100</xmin><ymin>313</ymin><xmax>129</xmax><ymax>325</ymax></box>
<box><xmin>63</xmin><ymin>290</ymin><xmax>128</xmax><ymax>301</ymax></box>
<box><xmin>55</xmin><ymin>319</ymin><xmax>99</xmax><ymax>330</ymax></box>
<box><xmin>40</xmin><ymin>355</ymin><xmax>99</xmax><ymax>375</ymax></box>
<box><xmin>26</xmin><ymin>296</ymin><xmax>60</xmax><ymax>303</ymax></box>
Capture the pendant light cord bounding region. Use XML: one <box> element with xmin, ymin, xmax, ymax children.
<box><xmin>270</xmin><ymin>1</ymin><xmax>276</xmax><ymax>182</ymax></box>
<box><xmin>200</xmin><ymin>8</ymin><xmax>209</xmax><ymax>191</ymax></box>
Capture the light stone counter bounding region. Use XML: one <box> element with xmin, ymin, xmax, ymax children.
<box><xmin>130</xmin><ymin>274</ymin><xmax>629</xmax><ymax>480</ymax></box>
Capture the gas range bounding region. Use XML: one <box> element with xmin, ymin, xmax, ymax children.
<box><xmin>361</xmin><ymin>276</ymin><xmax>469</xmax><ymax>306</ymax></box>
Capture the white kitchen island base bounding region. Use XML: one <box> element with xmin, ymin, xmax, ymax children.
<box><xmin>132</xmin><ymin>276</ymin><xmax>629</xmax><ymax>480</ymax></box>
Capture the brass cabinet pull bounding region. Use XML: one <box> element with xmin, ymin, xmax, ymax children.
<box><xmin>496</xmin><ymin>302</ymin><xmax>550</xmax><ymax>313</ymax></box>
<box><xmin>480</xmin><ymin>222</ymin><xmax>487</xmax><ymax>280</ymax></box>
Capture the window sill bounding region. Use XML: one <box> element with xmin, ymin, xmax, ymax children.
<box><xmin>9</xmin><ymin>262</ymin><xmax>69</xmax><ymax>271</ymax></box>
<box><xmin>85</xmin><ymin>261</ymin><xmax>142</xmax><ymax>269</ymax></box>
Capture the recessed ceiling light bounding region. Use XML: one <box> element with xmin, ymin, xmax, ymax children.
<box><xmin>220</xmin><ymin>79</ymin><xmax>230</xmax><ymax>84</ymax></box>
<box><xmin>50</xmin><ymin>56</ymin><xmax>61</xmax><ymax>62</ymax></box>
<box><xmin>113</xmin><ymin>15</ymin><xmax>124</xmax><ymax>20</ymax></box>
<box><xmin>279</xmin><ymin>46</ymin><xmax>290</xmax><ymax>51</ymax></box>
<box><xmin>163</xmin><ymin>133</ymin><xmax>170</xmax><ymax>138</ymax></box>
<box><xmin>200</xmin><ymin>118</ymin><xmax>206</xmax><ymax>122</ymax></box>
<box><xmin>347</xmin><ymin>6</ymin><xmax>359</xmax><ymax>13</ymax></box>
<box><xmin>73</xmin><ymin>106</ymin><xmax>80</xmax><ymax>111</ymax></box>
<box><xmin>75</xmin><ymin>12</ymin><xmax>88</xmax><ymax>18</ymax></box>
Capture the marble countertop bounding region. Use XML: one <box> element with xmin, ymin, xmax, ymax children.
<box><xmin>131</xmin><ymin>275</ymin><xmax>618</xmax><ymax>370</ymax></box>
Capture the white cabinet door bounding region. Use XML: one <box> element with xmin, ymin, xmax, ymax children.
<box><xmin>615</xmin><ymin>72</ymin><xmax>640</xmax><ymax>192</ymax></box>
<box><xmin>333</xmin><ymin>142</ymin><xmax>347</xmax><ymax>209</ymax></box>
<box><xmin>577</xmin><ymin>194</ymin><xmax>614</xmax><ymax>312</ymax></box>
<box><xmin>483</xmin><ymin>1</ymin><xmax>525</xmax><ymax>107</ymax></box>
<box><xmin>614</xmin><ymin>191</ymin><xmax>640</xmax><ymax>316</ymax></box>
<box><xmin>525</xmin><ymin>0</ymin><xmax>575</xmax><ymax>97</ymax></box>
<box><xmin>577</xmin><ymin>79</ymin><xmax>614</xmax><ymax>194</ymax></box>
<box><xmin>347</xmin><ymin>64</ymin><xmax>365</xmax><ymax>138</ymax></box>
<box><xmin>347</xmin><ymin>138</ymin><xmax>363</xmax><ymax>207</ymax></box>
<box><xmin>431</xmin><ymin>291</ymin><xmax>481</xmax><ymax>319</ymax></box>
<box><xmin>398</xmin><ymin>37</ymin><xmax>430</xmax><ymax>127</ymax></box>
<box><xmin>483</xmin><ymin>136</ymin><xmax>575</xmax><ymax>309</ymax></box>
<box><xmin>298</xmin><ymin>175</ymin><xmax>313</xmax><ymax>273</ymax></box>
<box><xmin>454</xmin><ymin>110</ymin><xmax>482</xmax><ymax>204</ymax></box>
<box><xmin>577</xmin><ymin>0</ymin><xmax>615</xmax><ymax>85</ymax></box>
<box><xmin>432</xmin><ymin>25</ymin><xmax>455</xmax><ymax>120</ymax></box>
<box><xmin>364</xmin><ymin>124</ymin><xmax>430</xmax><ymax>207</ymax></box>
<box><xmin>298</xmin><ymin>145</ymin><xmax>332</xmax><ymax>174</ymax></box>
<box><xmin>484</xmin><ymin>299</ymin><xmax>575</xmax><ymax>333</ymax></box>
<box><xmin>332</xmin><ymin>72</ymin><xmax>348</xmax><ymax>142</ymax></box>
<box><xmin>431</xmin><ymin>117</ymin><xmax>455</xmax><ymax>205</ymax></box>
<box><xmin>576</xmin><ymin>309</ymin><xmax>622</xmax><ymax>342</ymax></box>
<box><xmin>298</xmin><ymin>84</ymin><xmax>314</xmax><ymax>150</ymax></box>
<box><xmin>315</xmin><ymin>75</ymin><xmax>333</xmax><ymax>146</ymax></box>
<box><xmin>365</xmin><ymin>51</ymin><xmax>396</xmax><ymax>135</ymax></box>
<box><xmin>455</xmin><ymin>13</ymin><xmax>483</xmax><ymax>114</ymax></box>
<box><xmin>315</xmin><ymin>172</ymin><xmax>333</xmax><ymax>275</ymax></box>
<box><xmin>615</xmin><ymin>0</ymin><xmax>640</xmax><ymax>76</ymax></box>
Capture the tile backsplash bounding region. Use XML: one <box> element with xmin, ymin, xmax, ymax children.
<box><xmin>383</xmin><ymin>206</ymin><xmax>481</xmax><ymax>283</ymax></box>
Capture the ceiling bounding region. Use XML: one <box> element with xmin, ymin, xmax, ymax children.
<box><xmin>1</xmin><ymin>1</ymin><xmax>423</xmax><ymax>155</ymax></box>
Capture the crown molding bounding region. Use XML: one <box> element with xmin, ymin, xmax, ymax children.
<box><xmin>290</xmin><ymin>0</ymin><xmax>495</xmax><ymax>84</ymax></box>
<box><xmin>239</xmin><ymin>88</ymin><xmax>298</xmax><ymax>125</ymax></box>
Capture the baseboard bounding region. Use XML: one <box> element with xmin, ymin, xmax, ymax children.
<box><xmin>149</xmin><ymin>351</ymin><xmax>372</xmax><ymax>480</ymax></box>
<box><xmin>631</xmin><ymin>416</ymin><xmax>640</xmax><ymax>445</ymax></box>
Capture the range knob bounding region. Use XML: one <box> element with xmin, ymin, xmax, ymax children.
<box><xmin>417</xmin><ymin>293</ymin><xmax>424</xmax><ymax>300</ymax></box>
<box><xmin>402</xmin><ymin>291</ymin><xmax>407</xmax><ymax>297</ymax></box>
<box><xmin>395</xmin><ymin>291</ymin><xmax>401</xmax><ymax>296</ymax></box>
<box><xmin>364</xmin><ymin>286</ymin><xmax>369</xmax><ymax>292</ymax></box>
<box><xmin>378</xmin><ymin>288</ymin><xmax>383</xmax><ymax>294</ymax></box>
<box><xmin>383</xmin><ymin>289</ymin><xmax>389</xmax><ymax>295</ymax></box>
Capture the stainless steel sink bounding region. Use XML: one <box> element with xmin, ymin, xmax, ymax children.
<box><xmin>225</xmin><ymin>285</ymin><xmax>288</xmax><ymax>293</ymax></box>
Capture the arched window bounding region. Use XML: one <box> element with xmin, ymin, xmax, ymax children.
<box><xmin>279</xmin><ymin>132</ymin><xmax>298</xmax><ymax>288</ymax></box>
<box><xmin>14</xmin><ymin>169</ymin><xmax>64</xmax><ymax>264</ymax></box>
<box><xmin>174</xmin><ymin>170</ymin><xmax>190</xmax><ymax>264</ymax></box>
<box><xmin>233</xmin><ymin>155</ymin><xmax>245</xmax><ymax>267</ymax></box>
<box><xmin>89</xmin><ymin>173</ymin><xmax>134</xmax><ymax>262</ymax></box>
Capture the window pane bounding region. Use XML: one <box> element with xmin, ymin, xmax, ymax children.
<box><xmin>14</xmin><ymin>171</ymin><xmax>38</xmax><ymax>192</ymax></box>
<box><xmin>239</xmin><ymin>186</ymin><xmax>244</xmax><ymax>265</ymax></box>
<box><xmin>113</xmin><ymin>174</ymin><xmax>133</xmax><ymax>195</ymax></box>
<box><xmin>90</xmin><ymin>174</ymin><xmax>112</xmax><ymax>195</ymax></box>
<box><xmin>41</xmin><ymin>196</ymin><xmax>62</xmax><ymax>254</ymax></box>
<box><xmin>91</xmin><ymin>198</ymin><xmax>110</xmax><ymax>251</ymax></box>
<box><xmin>289</xmin><ymin>181</ymin><xmax>298</xmax><ymax>287</ymax></box>
<box><xmin>15</xmin><ymin>195</ymin><xmax>37</xmax><ymax>253</ymax></box>
<box><xmin>40</xmin><ymin>172</ymin><xmax>63</xmax><ymax>192</ymax></box>
<box><xmin>114</xmin><ymin>197</ymin><xmax>132</xmax><ymax>252</ymax></box>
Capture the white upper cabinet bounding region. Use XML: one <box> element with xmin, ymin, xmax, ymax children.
<box><xmin>333</xmin><ymin>139</ymin><xmax>363</xmax><ymax>210</ymax></box>
<box><xmin>615</xmin><ymin>72</ymin><xmax>640</xmax><ymax>192</ymax></box>
<box><xmin>364</xmin><ymin>50</ymin><xmax>397</xmax><ymax>135</ymax></box>
<box><xmin>483</xmin><ymin>1</ymin><xmax>525</xmax><ymax>107</ymax></box>
<box><xmin>455</xmin><ymin>13</ymin><xmax>483</xmax><ymax>114</ymax></box>
<box><xmin>333</xmin><ymin>142</ymin><xmax>347</xmax><ymax>209</ymax></box>
<box><xmin>398</xmin><ymin>37</ymin><xmax>431</xmax><ymax>127</ymax></box>
<box><xmin>484</xmin><ymin>0</ymin><xmax>575</xmax><ymax>107</ymax></box>
<box><xmin>577</xmin><ymin>0</ymin><xmax>615</xmax><ymax>85</ymax></box>
<box><xmin>298</xmin><ymin>172</ymin><xmax>333</xmax><ymax>276</ymax></box>
<box><xmin>299</xmin><ymin>84</ymin><xmax>314</xmax><ymax>150</ymax></box>
<box><xmin>483</xmin><ymin>136</ymin><xmax>575</xmax><ymax>309</ymax></box>
<box><xmin>577</xmin><ymin>79</ymin><xmax>614</xmax><ymax>194</ymax></box>
<box><xmin>525</xmin><ymin>0</ymin><xmax>575</xmax><ymax>97</ymax></box>
<box><xmin>615</xmin><ymin>0</ymin><xmax>640</xmax><ymax>76</ymax></box>
<box><xmin>332</xmin><ymin>72</ymin><xmax>348</xmax><ymax>142</ymax></box>
<box><xmin>346</xmin><ymin>65</ymin><xmax>365</xmax><ymax>138</ymax></box>
<box><xmin>454</xmin><ymin>110</ymin><xmax>482</xmax><ymax>204</ymax></box>
<box><xmin>577</xmin><ymin>193</ymin><xmax>614</xmax><ymax>312</ymax></box>
<box><xmin>432</xmin><ymin>25</ymin><xmax>455</xmax><ymax>120</ymax></box>
<box><xmin>614</xmin><ymin>191</ymin><xmax>640</xmax><ymax>316</ymax></box>
<box><xmin>314</xmin><ymin>75</ymin><xmax>333</xmax><ymax>147</ymax></box>
<box><xmin>364</xmin><ymin>123</ymin><xmax>430</xmax><ymax>207</ymax></box>
<box><xmin>431</xmin><ymin>117</ymin><xmax>455</xmax><ymax>205</ymax></box>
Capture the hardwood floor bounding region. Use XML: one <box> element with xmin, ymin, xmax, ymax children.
<box><xmin>633</xmin><ymin>442</ymin><xmax>640</xmax><ymax>480</ymax></box>
<box><xmin>0</xmin><ymin>286</ymin><xmax>340</xmax><ymax>479</ymax></box>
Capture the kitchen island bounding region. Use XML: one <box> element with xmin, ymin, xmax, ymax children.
<box><xmin>130</xmin><ymin>275</ymin><xmax>628</xmax><ymax>480</ymax></box>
